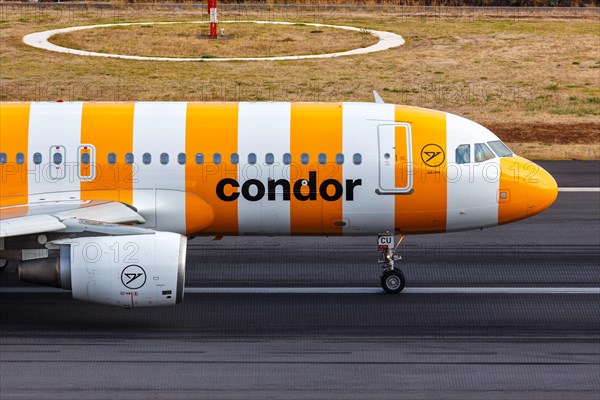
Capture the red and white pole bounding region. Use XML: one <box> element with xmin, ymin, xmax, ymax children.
<box><xmin>208</xmin><ymin>0</ymin><xmax>218</xmax><ymax>38</ymax></box>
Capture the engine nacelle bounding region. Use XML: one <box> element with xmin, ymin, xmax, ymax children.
<box><xmin>19</xmin><ymin>232</ymin><xmax>187</xmax><ymax>307</ymax></box>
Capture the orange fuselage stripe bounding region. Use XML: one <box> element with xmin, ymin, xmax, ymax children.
<box><xmin>290</xmin><ymin>103</ymin><xmax>343</xmax><ymax>235</ymax></box>
<box><xmin>186</xmin><ymin>103</ymin><xmax>239</xmax><ymax>234</ymax></box>
<box><xmin>394</xmin><ymin>106</ymin><xmax>447</xmax><ymax>234</ymax></box>
<box><xmin>0</xmin><ymin>104</ymin><xmax>30</xmax><ymax>210</ymax></box>
<box><xmin>80</xmin><ymin>103</ymin><xmax>135</xmax><ymax>205</ymax></box>
<box><xmin>498</xmin><ymin>156</ymin><xmax>530</xmax><ymax>225</ymax></box>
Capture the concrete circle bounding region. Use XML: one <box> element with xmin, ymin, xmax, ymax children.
<box><xmin>23</xmin><ymin>21</ymin><xmax>404</xmax><ymax>62</ymax></box>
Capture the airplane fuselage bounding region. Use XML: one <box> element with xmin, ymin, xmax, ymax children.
<box><xmin>0</xmin><ymin>102</ymin><xmax>558</xmax><ymax>237</ymax></box>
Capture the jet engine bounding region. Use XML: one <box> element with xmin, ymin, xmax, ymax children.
<box><xmin>19</xmin><ymin>232</ymin><xmax>186</xmax><ymax>308</ymax></box>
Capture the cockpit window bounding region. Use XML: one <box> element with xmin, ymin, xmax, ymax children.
<box><xmin>474</xmin><ymin>143</ymin><xmax>495</xmax><ymax>162</ymax></box>
<box><xmin>455</xmin><ymin>144</ymin><xmax>470</xmax><ymax>164</ymax></box>
<box><xmin>487</xmin><ymin>140</ymin><xmax>513</xmax><ymax>157</ymax></box>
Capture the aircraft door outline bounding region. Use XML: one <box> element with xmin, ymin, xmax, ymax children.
<box><xmin>376</xmin><ymin>123</ymin><xmax>413</xmax><ymax>194</ymax></box>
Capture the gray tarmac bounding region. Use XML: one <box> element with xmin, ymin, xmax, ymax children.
<box><xmin>1</xmin><ymin>161</ymin><xmax>599</xmax><ymax>400</ymax></box>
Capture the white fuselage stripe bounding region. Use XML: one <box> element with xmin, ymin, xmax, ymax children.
<box><xmin>237</xmin><ymin>102</ymin><xmax>291</xmax><ymax>235</ymax></box>
<box><xmin>446</xmin><ymin>113</ymin><xmax>500</xmax><ymax>232</ymax></box>
<box><xmin>132</xmin><ymin>102</ymin><xmax>187</xmax><ymax>233</ymax></box>
<box><xmin>27</xmin><ymin>102</ymin><xmax>83</xmax><ymax>203</ymax></box>
<box><xmin>342</xmin><ymin>103</ymin><xmax>396</xmax><ymax>235</ymax></box>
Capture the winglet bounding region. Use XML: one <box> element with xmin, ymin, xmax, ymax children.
<box><xmin>373</xmin><ymin>90</ymin><xmax>385</xmax><ymax>104</ymax></box>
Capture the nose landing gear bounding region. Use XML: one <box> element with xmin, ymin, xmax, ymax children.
<box><xmin>378</xmin><ymin>233</ymin><xmax>406</xmax><ymax>294</ymax></box>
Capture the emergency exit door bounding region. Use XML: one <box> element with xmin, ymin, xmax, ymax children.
<box><xmin>377</xmin><ymin>123</ymin><xmax>413</xmax><ymax>194</ymax></box>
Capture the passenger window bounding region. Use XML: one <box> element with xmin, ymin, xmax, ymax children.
<box><xmin>195</xmin><ymin>153</ymin><xmax>204</xmax><ymax>165</ymax></box>
<box><xmin>336</xmin><ymin>153</ymin><xmax>344</xmax><ymax>165</ymax></box>
<box><xmin>178</xmin><ymin>153</ymin><xmax>186</xmax><ymax>165</ymax></box>
<box><xmin>143</xmin><ymin>153</ymin><xmax>152</xmax><ymax>165</ymax></box>
<box><xmin>248</xmin><ymin>153</ymin><xmax>257</xmax><ymax>165</ymax></box>
<box><xmin>108</xmin><ymin>153</ymin><xmax>116</xmax><ymax>165</ymax></box>
<box><xmin>283</xmin><ymin>153</ymin><xmax>292</xmax><ymax>165</ymax></box>
<box><xmin>353</xmin><ymin>153</ymin><xmax>362</xmax><ymax>165</ymax></box>
<box><xmin>160</xmin><ymin>153</ymin><xmax>169</xmax><ymax>165</ymax></box>
<box><xmin>318</xmin><ymin>153</ymin><xmax>327</xmax><ymax>165</ymax></box>
<box><xmin>81</xmin><ymin>152</ymin><xmax>90</xmax><ymax>165</ymax></box>
<box><xmin>474</xmin><ymin>143</ymin><xmax>495</xmax><ymax>162</ymax></box>
<box><xmin>0</xmin><ymin>153</ymin><xmax>6</xmax><ymax>164</ymax></box>
<box><xmin>487</xmin><ymin>140</ymin><xmax>513</xmax><ymax>157</ymax></box>
<box><xmin>16</xmin><ymin>153</ymin><xmax>24</xmax><ymax>165</ymax></box>
<box><xmin>455</xmin><ymin>144</ymin><xmax>470</xmax><ymax>164</ymax></box>
<box><xmin>125</xmin><ymin>153</ymin><xmax>134</xmax><ymax>165</ymax></box>
<box><xmin>300</xmin><ymin>153</ymin><xmax>309</xmax><ymax>165</ymax></box>
<box><xmin>213</xmin><ymin>153</ymin><xmax>222</xmax><ymax>164</ymax></box>
<box><xmin>265</xmin><ymin>153</ymin><xmax>274</xmax><ymax>165</ymax></box>
<box><xmin>33</xmin><ymin>152</ymin><xmax>42</xmax><ymax>165</ymax></box>
<box><xmin>230</xmin><ymin>153</ymin><xmax>239</xmax><ymax>164</ymax></box>
<box><xmin>53</xmin><ymin>152</ymin><xmax>63</xmax><ymax>165</ymax></box>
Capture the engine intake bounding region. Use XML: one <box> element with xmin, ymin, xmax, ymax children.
<box><xmin>19</xmin><ymin>232</ymin><xmax>187</xmax><ymax>307</ymax></box>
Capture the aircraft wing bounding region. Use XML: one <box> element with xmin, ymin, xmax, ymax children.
<box><xmin>0</xmin><ymin>200</ymin><xmax>146</xmax><ymax>238</ymax></box>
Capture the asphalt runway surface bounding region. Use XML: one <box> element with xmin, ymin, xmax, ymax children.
<box><xmin>1</xmin><ymin>161</ymin><xmax>599</xmax><ymax>400</ymax></box>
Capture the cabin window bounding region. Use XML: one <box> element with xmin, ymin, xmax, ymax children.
<box><xmin>283</xmin><ymin>153</ymin><xmax>292</xmax><ymax>165</ymax></box>
<box><xmin>125</xmin><ymin>153</ymin><xmax>134</xmax><ymax>165</ymax></box>
<box><xmin>230</xmin><ymin>153</ymin><xmax>239</xmax><ymax>164</ymax></box>
<box><xmin>248</xmin><ymin>153</ymin><xmax>257</xmax><ymax>165</ymax></box>
<box><xmin>265</xmin><ymin>153</ymin><xmax>274</xmax><ymax>165</ymax></box>
<box><xmin>80</xmin><ymin>152</ymin><xmax>90</xmax><ymax>165</ymax></box>
<box><xmin>318</xmin><ymin>153</ymin><xmax>327</xmax><ymax>165</ymax></box>
<box><xmin>455</xmin><ymin>144</ymin><xmax>470</xmax><ymax>164</ymax></box>
<box><xmin>352</xmin><ymin>153</ymin><xmax>362</xmax><ymax>165</ymax></box>
<box><xmin>178</xmin><ymin>153</ymin><xmax>187</xmax><ymax>165</ymax></box>
<box><xmin>0</xmin><ymin>153</ymin><xmax>6</xmax><ymax>165</ymax></box>
<box><xmin>213</xmin><ymin>153</ymin><xmax>222</xmax><ymax>164</ymax></box>
<box><xmin>143</xmin><ymin>153</ymin><xmax>152</xmax><ymax>165</ymax></box>
<box><xmin>33</xmin><ymin>152</ymin><xmax>42</xmax><ymax>165</ymax></box>
<box><xmin>336</xmin><ymin>153</ymin><xmax>344</xmax><ymax>165</ymax></box>
<box><xmin>160</xmin><ymin>153</ymin><xmax>169</xmax><ymax>165</ymax></box>
<box><xmin>195</xmin><ymin>153</ymin><xmax>204</xmax><ymax>165</ymax></box>
<box><xmin>53</xmin><ymin>152</ymin><xmax>63</xmax><ymax>165</ymax></box>
<box><xmin>16</xmin><ymin>153</ymin><xmax>25</xmax><ymax>165</ymax></box>
<box><xmin>488</xmin><ymin>140</ymin><xmax>513</xmax><ymax>157</ymax></box>
<box><xmin>300</xmin><ymin>153</ymin><xmax>309</xmax><ymax>165</ymax></box>
<box><xmin>474</xmin><ymin>143</ymin><xmax>495</xmax><ymax>162</ymax></box>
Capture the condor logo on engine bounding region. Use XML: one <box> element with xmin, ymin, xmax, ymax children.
<box><xmin>121</xmin><ymin>265</ymin><xmax>147</xmax><ymax>290</ymax></box>
<box><xmin>216</xmin><ymin>171</ymin><xmax>362</xmax><ymax>202</ymax></box>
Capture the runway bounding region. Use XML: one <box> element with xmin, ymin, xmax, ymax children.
<box><xmin>1</xmin><ymin>161</ymin><xmax>599</xmax><ymax>399</ymax></box>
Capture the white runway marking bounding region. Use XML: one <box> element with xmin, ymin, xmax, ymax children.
<box><xmin>22</xmin><ymin>21</ymin><xmax>405</xmax><ymax>62</ymax></box>
<box><xmin>559</xmin><ymin>187</ymin><xmax>600</xmax><ymax>192</ymax></box>
<box><xmin>1</xmin><ymin>287</ymin><xmax>598</xmax><ymax>294</ymax></box>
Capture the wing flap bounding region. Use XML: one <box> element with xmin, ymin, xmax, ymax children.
<box><xmin>0</xmin><ymin>215</ymin><xmax>66</xmax><ymax>238</ymax></box>
<box><xmin>0</xmin><ymin>200</ymin><xmax>145</xmax><ymax>238</ymax></box>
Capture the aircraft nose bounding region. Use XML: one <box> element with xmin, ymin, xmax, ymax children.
<box><xmin>498</xmin><ymin>156</ymin><xmax>558</xmax><ymax>225</ymax></box>
<box><xmin>526</xmin><ymin>163</ymin><xmax>558</xmax><ymax>217</ymax></box>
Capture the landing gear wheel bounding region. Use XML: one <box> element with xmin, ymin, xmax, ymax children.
<box><xmin>381</xmin><ymin>270</ymin><xmax>405</xmax><ymax>294</ymax></box>
<box><xmin>0</xmin><ymin>259</ymin><xmax>8</xmax><ymax>270</ymax></box>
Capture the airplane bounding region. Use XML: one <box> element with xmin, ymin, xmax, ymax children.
<box><xmin>0</xmin><ymin>98</ymin><xmax>558</xmax><ymax>307</ymax></box>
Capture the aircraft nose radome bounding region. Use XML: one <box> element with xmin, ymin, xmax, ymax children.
<box><xmin>526</xmin><ymin>165</ymin><xmax>558</xmax><ymax>217</ymax></box>
<box><xmin>498</xmin><ymin>156</ymin><xmax>557</xmax><ymax>225</ymax></box>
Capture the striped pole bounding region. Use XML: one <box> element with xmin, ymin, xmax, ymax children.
<box><xmin>208</xmin><ymin>0</ymin><xmax>217</xmax><ymax>38</ymax></box>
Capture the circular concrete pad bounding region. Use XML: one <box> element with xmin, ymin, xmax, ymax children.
<box><xmin>23</xmin><ymin>20</ymin><xmax>404</xmax><ymax>62</ymax></box>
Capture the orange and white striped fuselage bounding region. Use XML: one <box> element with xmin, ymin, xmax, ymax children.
<box><xmin>0</xmin><ymin>102</ymin><xmax>558</xmax><ymax>237</ymax></box>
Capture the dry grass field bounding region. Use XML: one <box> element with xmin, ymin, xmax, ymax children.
<box><xmin>0</xmin><ymin>4</ymin><xmax>598</xmax><ymax>159</ymax></box>
<box><xmin>49</xmin><ymin>22</ymin><xmax>378</xmax><ymax>58</ymax></box>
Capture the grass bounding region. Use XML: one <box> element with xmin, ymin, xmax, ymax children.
<box><xmin>0</xmin><ymin>6</ymin><xmax>598</xmax><ymax>158</ymax></box>
<box><xmin>49</xmin><ymin>23</ymin><xmax>378</xmax><ymax>58</ymax></box>
<box><xmin>508</xmin><ymin>143</ymin><xmax>600</xmax><ymax>160</ymax></box>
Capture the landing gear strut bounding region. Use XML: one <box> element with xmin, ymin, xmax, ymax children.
<box><xmin>378</xmin><ymin>233</ymin><xmax>406</xmax><ymax>294</ymax></box>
